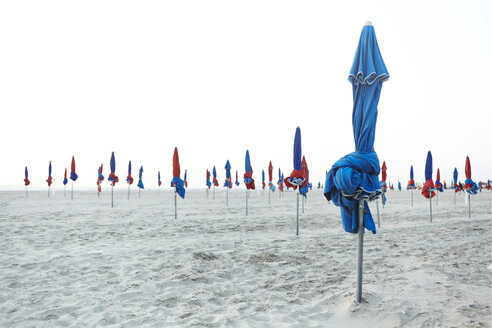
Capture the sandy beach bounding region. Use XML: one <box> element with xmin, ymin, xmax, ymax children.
<box><xmin>0</xmin><ymin>188</ymin><xmax>490</xmax><ymax>327</ymax></box>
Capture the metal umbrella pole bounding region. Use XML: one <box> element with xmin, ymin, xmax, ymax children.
<box><xmin>128</xmin><ymin>184</ymin><xmax>130</xmax><ymax>200</ymax></box>
<box><xmin>454</xmin><ymin>191</ymin><xmax>456</xmax><ymax>204</ymax></box>
<box><xmin>356</xmin><ymin>198</ymin><xmax>365</xmax><ymax>304</ymax></box>
<box><xmin>468</xmin><ymin>194</ymin><xmax>471</xmax><ymax>218</ymax></box>
<box><xmin>411</xmin><ymin>189</ymin><xmax>413</xmax><ymax>207</ymax></box>
<box><xmin>436</xmin><ymin>191</ymin><xmax>439</xmax><ymax>205</ymax></box>
<box><xmin>174</xmin><ymin>187</ymin><xmax>177</xmax><ymax>219</ymax></box>
<box><xmin>246</xmin><ymin>189</ymin><xmax>248</xmax><ymax>216</ymax></box>
<box><xmin>71</xmin><ymin>182</ymin><xmax>73</xmax><ymax>201</ymax></box>
<box><xmin>296</xmin><ymin>190</ymin><xmax>300</xmax><ymax>236</ymax></box>
<box><xmin>429</xmin><ymin>189</ymin><xmax>432</xmax><ymax>223</ymax></box>
<box><xmin>376</xmin><ymin>199</ymin><xmax>380</xmax><ymax>228</ymax></box>
<box><xmin>226</xmin><ymin>188</ymin><xmax>229</xmax><ymax>206</ymax></box>
<box><xmin>111</xmin><ymin>185</ymin><xmax>114</xmax><ymax>208</ymax></box>
<box><xmin>138</xmin><ymin>188</ymin><xmax>140</xmax><ymax>199</ymax></box>
<box><xmin>26</xmin><ymin>186</ymin><xmax>28</xmax><ymax>198</ymax></box>
<box><xmin>64</xmin><ymin>186</ymin><xmax>66</xmax><ymax>198</ymax></box>
<box><xmin>268</xmin><ymin>188</ymin><xmax>270</xmax><ymax>205</ymax></box>
<box><xmin>213</xmin><ymin>186</ymin><xmax>215</xmax><ymax>199</ymax></box>
<box><xmin>48</xmin><ymin>186</ymin><xmax>50</xmax><ymax>198</ymax></box>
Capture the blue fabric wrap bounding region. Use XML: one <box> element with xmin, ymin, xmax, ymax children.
<box><xmin>244</xmin><ymin>177</ymin><xmax>252</xmax><ymax>184</ymax></box>
<box><xmin>108</xmin><ymin>175</ymin><xmax>116</xmax><ymax>182</ymax></box>
<box><xmin>128</xmin><ymin>161</ymin><xmax>132</xmax><ymax>175</ymax></box>
<box><xmin>245</xmin><ymin>151</ymin><xmax>252</xmax><ymax>173</ymax></box>
<box><xmin>465</xmin><ymin>179</ymin><xmax>478</xmax><ymax>195</ymax></box>
<box><xmin>63</xmin><ymin>178</ymin><xmax>68</xmax><ymax>185</ymax></box>
<box><xmin>25</xmin><ymin>167</ymin><xmax>28</xmax><ymax>179</ymax></box>
<box><xmin>49</xmin><ymin>163</ymin><xmax>52</xmax><ymax>176</ymax></box>
<box><xmin>381</xmin><ymin>190</ymin><xmax>387</xmax><ymax>205</ymax></box>
<box><xmin>110</xmin><ymin>153</ymin><xmax>116</xmax><ymax>173</ymax></box>
<box><xmin>70</xmin><ymin>172</ymin><xmax>78</xmax><ymax>181</ymax></box>
<box><xmin>293</xmin><ymin>128</ymin><xmax>302</xmax><ymax>170</ymax></box>
<box><xmin>98</xmin><ymin>173</ymin><xmax>104</xmax><ymax>181</ymax></box>
<box><xmin>269</xmin><ymin>184</ymin><xmax>276</xmax><ymax>192</ymax></box>
<box><xmin>206</xmin><ymin>180</ymin><xmax>211</xmax><ymax>188</ymax></box>
<box><xmin>324</xmin><ymin>151</ymin><xmax>380</xmax><ymax>234</ymax></box>
<box><xmin>138</xmin><ymin>180</ymin><xmax>144</xmax><ymax>189</ymax></box>
<box><xmin>435</xmin><ymin>181</ymin><xmax>443</xmax><ymax>192</ymax></box>
<box><xmin>171</xmin><ymin>177</ymin><xmax>186</xmax><ymax>199</ymax></box>
<box><xmin>453</xmin><ymin>168</ymin><xmax>458</xmax><ymax>184</ymax></box>
<box><xmin>425</xmin><ymin>151</ymin><xmax>433</xmax><ymax>181</ymax></box>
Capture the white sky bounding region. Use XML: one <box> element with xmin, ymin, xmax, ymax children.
<box><xmin>1</xmin><ymin>0</ymin><xmax>491</xmax><ymax>189</ymax></box>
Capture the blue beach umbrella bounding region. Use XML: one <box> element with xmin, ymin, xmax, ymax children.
<box><xmin>323</xmin><ymin>22</ymin><xmax>389</xmax><ymax>304</ymax></box>
<box><xmin>453</xmin><ymin>168</ymin><xmax>459</xmax><ymax>192</ymax></box>
<box><xmin>137</xmin><ymin>166</ymin><xmax>144</xmax><ymax>189</ymax></box>
<box><xmin>224</xmin><ymin>160</ymin><xmax>232</xmax><ymax>188</ymax></box>
<box><xmin>262</xmin><ymin>170</ymin><xmax>265</xmax><ymax>190</ymax></box>
<box><xmin>324</xmin><ymin>22</ymin><xmax>389</xmax><ymax>235</ymax></box>
<box><xmin>243</xmin><ymin>150</ymin><xmax>255</xmax><ymax>189</ymax></box>
<box><xmin>108</xmin><ymin>152</ymin><xmax>118</xmax><ymax>185</ymax></box>
<box><xmin>284</xmin><ymin>127</ymin><xmax>305</xmax><ymax>189</ymax></box>
<box><xmin>422</xmin><ymin>151</ymin><xmax>435</xmax><ymax>199</ymax></box>
<box><xmin>398</xmin><ymin>181</ymin><xmax>401</xmax><ymax>191</ymax></box>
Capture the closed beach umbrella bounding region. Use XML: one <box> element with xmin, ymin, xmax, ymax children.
<box><xmin>285</xmin><ymin>127</ymin><xmax>306</xmax><ymax>236</ymax></box>
<box><xmin>70</xmin><ymin>156</ymin><xmax>78</xmax><ymax>200</ymax></box>
<box><xmin>277</xmin><ymin>168</ymin><xmax>284</xmax><ymax>192</ymax></box>
<box><xmin>171</xmin><ymin>147</ymin><xmax>185</xmax><ymax>218</ymax></box>
<box><xmin>422</xmin><ymin>151</ymin><xmax>435</xmax><ymax>222</ymax></box>
<box><xmin>212</xmin><ymin>166</ymin><xmax>219</xmax><ymax>187</ymax></box>
<box><xmin>323</xmin><ymin>22</ymin><xmax>389</xmax><ymax>303</ymax></box>
<box><xmin>224</xmin><ymin>160</ymin><xmax>232</xmax><ymax>206</ymax></box>
<box><xmin>97</xmin><ymin>163</ymin><xmax>104</xmax><ymax>195</ymax></box>
<box><xmin>243</xmin><ymin>150</ymin><xmax>255</xmax><ymax>215</ymax></box>
<box><xmin>158</xmin><ymin>171</ymin><xmax>161</xmax><ymax>187</ymax></box>
<box><xmin>63</xmin><ymin>168</ymin><xmax>68</xmax><ymax>197</ymax></box>
<box><xmin>184</xmin><ymin>169</ymin><xmax>188</xmax><ymax>188</ymax></box>
<box><xmin>268</xmin><ymin>161</ymin><xmax>276</xmax><ymax>193</ymax></box>
<box><xmin>464</xmin><ymin>156</ymin><xmax>478</xmax><ymax>218</ymax></box>
<box><xmin>235</xmin><ymin>170</ymin><xmax>240</xmax><ymax>186</ymax></box>
<box><xmin>398</xmin><ymin>181</ymin><xmax>401</xmax><ymax>191</ymax></box>
<box><xmin>24</xmin><ymin>166</ymin><xmax>30</xmax><ymax>197</ymax></box>
<box><xmin>435</xmin><ymin>168</ymin><xmax>443</xmax><ymax>192</ymax></box>
<box><xmin>422</xmin><ymin>151</ymin><xmax>436</xmax><ymax>199</ymax></box>
<box><xmin>126</xmin><ymin>161</ymin><xmax>133</xmax><ymax>200</ymax></box>
<box><xmin>137</xmin><ymin>166</ymin><xmax>144</xmax><ymax>194</ymax></box>
<box><xmin>47</xmin><ymin>161</ymin><xmax>53</xmax><ymax>198</ymax></box>
<box><xmin>224</xmin><ymin>161</ymin><xmax>232</xmax><ymax>189</ymax></box>
<box><xmin>262</xmin><ymin>170</ymin><xmax>266</xmax><ymax>191</ymax></box>
<box><xmin>108</xmin><ymin>152</ymin><xmax>118</xmax><ymax>207</ymax></box>
<box><xmin>206</xmin><ymin>169</ymin><xmax>211</xmax><ymax>189</ymax></box>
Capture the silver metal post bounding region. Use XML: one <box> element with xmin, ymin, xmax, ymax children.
<box><xmin>206</xmin><ymin>188</ymin><xmax>209</xmax><ymax>198</ymax></box>
<box><xmin>468</xmin><ymin>194</ymin><xmax>471</xmax><ymax>218</ymax></box>
<box><xmin>213</xmin><ymin>186</ymin><xmax>215</xmax><ymax>199</ymax></box>
<box><xmin>138</xmin><ymin>188</ymin><xmax>140</xmax><ymax>198</ymax></box>
<box><xmin>296</xmin><ymin>191</ymin><xmax>300</xmax><ymax>236</ymax></box>
<box><xmin>71</xmin><ymin>182</ymin><xmax>73</xmax><ymax>200</ymax></box>
<box><xmin>26</xmin><ymin>186</ymin><xmax>28</xmax><ymax>198</ymax></box>
<box><xmin>64</xmin><ymin>186</ymin><xmax>66</xmax><ymax>198</ymax></box>
<box><xmin>376</xmin><ymin>199</ymin><xmax>380</xmax><ymax>228</ymax></box>
<box><xmin>411</xmin><ymin>189</ymin><xmax>413</xmax><ymax>207</ymax></box>
<box><xmin>382</xmin><ymin>191</ymin><xmax>384</xmax><ymax>209</ymax></box>
<box><xmin>128</xmin><ymin>184</ymin><xmax>130</xmax><ymax>200</ymax></box>
<box><xmin>226</xmin><ymin>188</ymin><xmax>229</xmax><ymax>206</ymax></box>
<box><xmin>158</xmin><ymin>187</ymin><xmax>160</xmax><ymax>196</ymax></box>
<box><xmin>111</xmin><ymin>185</ymin><xmax>114</xmax><ymax>208</ymax></box>
<box><xmin>246</xmin><ymin>190</ymin><xmax>248</xmax><ymax>216</ymax></box>
<box><xmin>454</xmin><ymin>191</ymin><xmax>456</xmax><ymax>204</ymax></box>
<box><xmin>174</xmin><ymin>187</ymin><xmax>177</xmax><ymax>219</ymax></box>
<box><xmin>356</xmin><ymin>199</ymin><xmax>364</xmax><ymax>304</ymax></box>
<box><xmin>48</xmin><ymin>187</ymin><xmax>50</xmax><ymax>198</ymax></box>
<box><xmin>268</xmin><ymin>188</ymin><xmax>270</xmax><ymax>205</ymax></box>
<box><xmin>429</xmin><ymin>189</ymin><xmax>432</xmax><ymax>223</ymax></box>
<box><xmin>437</xmin><ymin>191</ymin><xmax>439</xmax><ymax>205</ymax></box>
<box><xmin>302</xmin><ymin>194</ymin><xmax>304</xmax><ymax>213</ymax></box>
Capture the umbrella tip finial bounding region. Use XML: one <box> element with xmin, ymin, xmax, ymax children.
<box><xmin>365</xmin><ymin>21</ymin><xmax>373</xmax><ymax>26</ymax></box>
